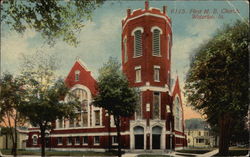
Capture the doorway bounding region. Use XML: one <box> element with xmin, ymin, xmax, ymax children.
<box><xmin>134</xmin><ymin>126</ymin><xmax>144</xmax><ymax>149</ymax></box>
<box><xmin>152</xmin><ymin>126</ymin><xmax>162</xmax><ymax>149</ymax></box>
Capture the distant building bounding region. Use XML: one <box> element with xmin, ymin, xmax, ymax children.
<box><xmin>185</xmin><ymin>119</ymin><xmax>218</xmax><ymax>148</ymax></box>
<box><xmin>26</xmin><ymin>1</ymin><xmax>186</xmax><ymax>152</ymax></box>
<box><xmin>185</xmin><ymin>129</ymin><xmax>217</xmax><ymax>148</ymax></box>
<box><xmin>0</xmin><ymin>127</ymin><xmax>28</xmax><ymax>149</ymax></box>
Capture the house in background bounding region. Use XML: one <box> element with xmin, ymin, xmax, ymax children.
<box><xmin>185</xmin><ymin>118</ymin><xmax>218</xmax><ymax>148</ymax></box>
<box><xmin>26</xmin><ymin>1</ymin><xmax>186</xmax><ymax>152</ymax></box>
<box><xmin>0</xmin><ymin>127</ymin><xmax>28</xmax><ymax>150</ymax></box>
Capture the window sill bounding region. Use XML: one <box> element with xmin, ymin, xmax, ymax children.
<box><xmin>94</xmin><ymin>143</ymin><xmax>100</xmax><ymax>146</ymax></box>
<box><xmin>112</xmin><ymin>143</ymin><xmax>118</xmax><ymax>146</ymax></box>
<box><xmin>135</xmin><ymin>81</ymin><xmax>142</xmax><ymax>83</ymax></box>
<box><xmin>133</xmin><ymin>55</ymin><xmax>142</xmax><ymax>58</ymax></box>
<box><xmin>57</xmin><ymin>143</ymin><xmax>63</xmax><ymax>146</ymax></box>
<box><xmin>83</xmin><ymin>143</ymin><xmax>88</xmax><ymax>146</ymax></box>
<box><xmin>154</xmin><ymin>80</ymin><xmax>160</xmax><ymax>82</ymax></box>
<box><xmin>152</xmin><ymin>54</ymin><xmax>162</xmax><ymax>57</ymax></box>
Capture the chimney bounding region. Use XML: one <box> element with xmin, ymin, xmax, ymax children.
<box><xmin>145</xmin><ymin>0</ymin><xmax>149</xmax><ymax>10</ymax></box>
<box><xmin>163</xmin><ymin>6</ymin><xmax>167</xmax><ymax>15</ymax></box>
<box><xmin>127</xmin><ymin>8</ymin><xmax>131</xmax><ymax>16</ymax></box>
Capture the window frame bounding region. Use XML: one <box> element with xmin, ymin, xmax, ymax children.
<box><xmin>83</xmin><ymin>136</ymin><xmax>88</xmax><ymax>145</ymax></box>
<box><xmin>131</xmin><ymin>27</ymin><xmax>144</xmax><ymax>58</ymax></box>
<box><xmin>153</xmin><ymin>92</ymin><xmax>161</xmax><ymax>119</ymax></box>
<box><xmin>32</xmin><ymin>135</ymin><xmax>38</xmax><ymax>145</ymax></box>
<box><xmin>67</xmin><ymin>137</ymin><xmax>73</xmax><ymax>145</ymax></box>
<box><xmin>94</xmin><ymin>110</ymin><xmax>101</xmax><ymax>126</ymax></box>
<box><xmin>135</xmin><ymin>66</ymin><xmax>141</xmax><ymax>83</ymax></box>
<box><xmin>167</xmin><ymin>34</ymin><xmax>171</xmax><ymax>59</ymax></box>
<box><xmin>112</xmin><ymin>136</ymin><xmax>118</xmax><ymax>145</ymax></box>
<box><xmin>75</xmin><ymin>136</ymin><xmax>81</xmax><ymax>145</ymax></box>
<box><xmin>75</xmin><ymin>70</ymin><xmax>80</xmax><ymax>81</ymax></box>
<box><xmin>57</xmin><ymin>118</ymin><xmax>63</xmax><ymax>128</ymax></box>
<box><xmin>152</xmin><ymin>29</ymin><xmax>161</xmax><ymax>56</ymax></box>
<box><xmin>123</xmin><ymin>37</ymin><xmax>128</xmax><ymax>63</ymax></box>
<box><xmin>57</xmin><ymin>137</ymin><xmax>63</xmax><ymax>145</ymax></box>
<box><xmin>94</xmin><ymin>136</ymin><xmax>100</xmax><ymax>145</ymax></box>
<box><xmin>154</xmin><ymin>66</ymin><xmax>160</xmax><ymax>82</ymax></box>
<box><xmin>174</xmin><ymin>96</ymin><xmax>183</xmax><ymax>131</ymax></box>
<box><xmin>135</xmin><ymin>92</ymin><xmax>142</xmax><ymax>119</ymax></box>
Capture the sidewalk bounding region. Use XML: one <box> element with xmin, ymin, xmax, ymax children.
<box><xmin>122</xmin><ymin>153</ymin><xmax>138</xmax><ymax>157</ymax></box>
<box><xmin>1</xmin><ymin>150</ymin><xmax>220</xmax><ymax>157</ymax></box>
<box><xmin>198</xmin><ymin>149</ymin><xmax>218</xmax><ymax>157</ymax></box>
<box><xmin>168</xmin><ymin>149</ymin><xmax>219</xmax><ymax>157</ymax></box>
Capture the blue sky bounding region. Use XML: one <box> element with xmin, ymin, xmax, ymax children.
<box><xmin>1</xmin><ymin>0</ymin><xmax>249</xmax><ymax>112</ymax></box>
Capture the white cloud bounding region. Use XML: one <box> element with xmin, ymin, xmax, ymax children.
<box><xmin>1</xmin><ymin>11</ymin><xmax>123</xmax><ymax>78</ymax></box>
<box><xmin>49</xmin><ymin>12</ymin><xmax>122</xmax><ymax>78</ymax></box>
<box><xmin>1</xmin><ymin>30</ymin><xmax>37</xmax><ymax>74</ymax></box>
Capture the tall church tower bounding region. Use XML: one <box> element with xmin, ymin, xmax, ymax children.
<box><xmin>121</xmin><ymin>1</ymin><xmax>176</xmax><ymax>150</ymax></box>
<box><xmin>122</xmin><ymin>1</ymin><xmax>172</xmax><ymax>87</ymax></box>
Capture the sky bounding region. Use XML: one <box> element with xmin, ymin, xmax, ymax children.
<box><xmin>1</xmin><ymin>0</ymin><xmax>249</xmax><ymax>120</ymax></box>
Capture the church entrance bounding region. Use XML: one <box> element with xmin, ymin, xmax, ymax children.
<box><xmin>134</xmin><ymin>126</ymin><xmax>144</xmax><ymax>149</ymax></box>
<box><xmin>152</xmin><ymin>126</ymin><xmax>162</xmax><ymax>149</ymax></box>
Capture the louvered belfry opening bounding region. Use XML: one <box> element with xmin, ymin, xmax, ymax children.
<box><xmin>134</xmin><ymin>30</ymin><xmax>142</xmax><ymax>57</ymax></box>
<box><xmin>153</xmin><ymin>29</ymin><xmax>160</xmax><ymax>56</ymax></box>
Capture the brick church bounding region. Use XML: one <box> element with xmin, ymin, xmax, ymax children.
<box><xmin>27</xmin><ymin>1</ymin><xmax>187</xmax><ymax>151</ymax></box>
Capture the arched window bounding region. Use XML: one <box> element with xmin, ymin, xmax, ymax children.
<box><xmin>132</xmin><ymin>27</ymin><xmax>143</xmax><ymax>57</ymax></box>
<box><xmin>123</xmin><ymin>37</ymin><xmax>128</xmax><ymax>63</ymax></box>
<box><xmin>174</xmin><ymin>97</ymin><xmax>183</xmax><ymax>131</ymax></box>
<box><xmin>153</xmin><ymin>92</ymin><xmax>160</xmax><ymax>119</ymax></box>
<box><xmin>75</xmin><ymin>70</ymin><xmax>80</xmax><ymax>81</ymax></box>
<box><xmin>135</xmin><ymin>92</ymin><xmax>142</xmax><ymax>119</ymax></box>
<box><xmin>152</xmin><ymin>29</ymin><xmax>161</xmax><ymax>56</ymax></box>
<box><xmin>72</xmin><ymin>88</ymin><xmax>88</xmax><ymax>102</ymax></box>
<box><xmin>167</xmin><ymin>34</ymin><xmax>171</xmax><ymax>59</ymax></box>
<box><xmin>68</xmin><ymin>88</ymin><xmax>89</xmax><ymax>127</ymax></box>
<box><xmin>133</xmin><ymin>126</ymin><xmax>144</xmax><ymax>149</ymax></box>
<box><xmin>32</xmin><ymin>135</ymin><xmax>38</xmax><ymax>145</ymax></box>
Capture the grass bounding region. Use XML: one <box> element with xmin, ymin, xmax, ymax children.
<box><xmin>213</xmin><ymin>150</ymin><xmax>249</xmax><ymax>156</ymax></box>
<box><xmin>0</xmin><ymin>149</ymin><xmax>118</xmax><ymax>156</ymax></box>
<box><xmin>137</xmin><ymin>155</ymin><xmax>171</xmax><ymax>157</ymax></box>
<box><xmin>176</xmin><ymin>149</ymin><xmax>212</xmax><ymax>154</ymax></box>
<box><xmin>176</xmin><ymin>147</ymin><xmax>215</xmax><ymax>154</ymax></box>
<box><xmin>212</xmin><ymin>147</ymin><xmax>249</xmax><ymax>156</ymax></box>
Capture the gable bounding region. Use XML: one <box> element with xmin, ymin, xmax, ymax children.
<box><xmin>171</xmin><ymin>77</ymin><xmax>183</xmax><ymax>106</ymax></box>
<box><xmin>65</xmin><ymin>60</ymin><xmax>97</xmax><ymax>95</ymax></box>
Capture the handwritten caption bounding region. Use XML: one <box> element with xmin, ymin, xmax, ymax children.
<box><xmin>170</xmin><ymin>8</ymin><xmax>240</xmax><ymax>19</ymax></box>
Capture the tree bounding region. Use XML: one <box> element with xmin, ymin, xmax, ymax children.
<box><xmin>185</xmin><ymin>20</ymin><xmax>249</xmax><ymax>156</ymax></box>
<box><xmin>0</xmin><ymin>73</ymin><xmax>26</xmax><ymax>156</ymax></box>
<box><xmin>18</xmin><ymin>52</ymin><xmax>80</xmax><ymax>157</ymax></box>
<box><xmin>93</xmin><ymin>57</ymin><xmax>138</xmax><ymax>157</ymax></box>
<box><xmin>1</xmin><ymin>0</ymin><xmax>105</xmax><ymax>46</ymax></box>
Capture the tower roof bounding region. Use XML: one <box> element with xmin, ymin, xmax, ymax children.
<box><xmin>122</xmin><ymin>1</ymin><xmax>171</xmax><ymax>29</ymax></box>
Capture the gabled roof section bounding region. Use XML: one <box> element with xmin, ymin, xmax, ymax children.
<box><xmin>65</xmin><ymin>58</ymin><xmax>97</xmax><ymax>95</ymax></box>
<box><xmin>171</xmin><ymin>76</ymin><xmax>182</xmax><ymax>104</ymax></box>
<box><xmin>76</xmin><ymin>58</ymin><xmax>89</xmax><ymax>72</ymax></box>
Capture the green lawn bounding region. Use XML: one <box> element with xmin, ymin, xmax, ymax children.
<box><xmin>176</xmin><ymin>149</ymin><xmax>212</xmax><ymax>154</ymax></box>
<box><xmin>174</xmin><ymin>154</ymin><xmax>196</xmax><ymax>157</ymax></box>
<box><xmin>1</xmin><ymin>149</ymin><xmax>118</xmax><ymax>156</ymax></box>
<box><xmin>213</xmin><ymin>150</ymin><xmax>249</xmax><ymax>156</ymax></box>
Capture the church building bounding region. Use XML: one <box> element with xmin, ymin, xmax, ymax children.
<box><xmin>26</xmin><ymin>1</ymin><xmax>187</xmax><ymax>152</ymax></box>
